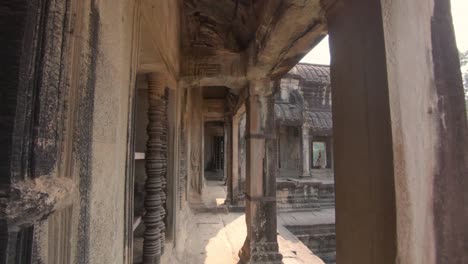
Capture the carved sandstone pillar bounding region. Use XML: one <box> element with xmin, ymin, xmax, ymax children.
<box><xmin>239</xmin><ymin>79</ymin><xmax>282</xmax><ymax>264</ymax></box>
<box><xmin>143</xmin><ymin>73</ymin><xmax>167</xmax><ymax>264</ymax></box>
<box><xmin>326</xmin><ymin>0</ymin><xmax>467</xmax><ymax>262</ymax></box>
<box><xmin>230</xmin><ymin>113</ymin><xmax>240</xmax><ymax>205</ymax></box>
<box><xmin>224</xmin><ymin>116</ymin><xmax>233</xmax><ymax>204</ymax></box>
<box><xmin>301</xmin><ymin>124</ymin><xmax>311</xmax><ymax>177</ymax></box>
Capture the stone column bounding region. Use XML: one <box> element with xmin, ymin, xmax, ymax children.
<box><xmin>239</xmin><ymin>79</ymin><xmax>282</xmax><ymax>264</ymax></box>
<box><xmin>230</xmin><ymin>114</ymin><xmax>240</xmax><ymax>205</ymax></box>
<box><xmin>188</xmin><ymin>87</ymin><xmax>204</xmax><ymax>194</ymax></box>
<box><xmin>143</xmin><ymin>73</ymin><xmax>167</xmax><ymax>264</ymax></box>
<box><xmin>301</xmin><ymin>124</ymin><xmax>310</xmax><ymax>177</ymax></box>
<box><xmin>327</xmin><ymin>0</ymin><xmax>467</xmax><ymax>263</ymax></box>
<box><xmin>224</xmin><ymin>116</ymin><xmax>233</xmax><ymax>204</ymax></box>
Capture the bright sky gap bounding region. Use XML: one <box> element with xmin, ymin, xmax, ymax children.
<box><xmin>301</xmin><ymin>0</ymin><xmax>468</xmax><ymax>65</ymax></box>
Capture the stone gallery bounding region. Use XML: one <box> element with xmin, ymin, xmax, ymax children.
<box><xmin>1</xmin><ymin>0</ymin><xmax>467</xmax><ymax>264</ymax></box>
<box><xmin>228</xmin><ymin>63</ymin><xmax>334</xmax><ymax>212</ymax></box>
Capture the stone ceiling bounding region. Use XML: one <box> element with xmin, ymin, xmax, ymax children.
<box><xmin>180</xmin><ymin>0</ymin><xmax>333</xmax><ymax>90</ymax></box>
<box><xmin>183</xmin><ymin>0</ymin><xmax>258</xmax><ymax>52</ymax></box>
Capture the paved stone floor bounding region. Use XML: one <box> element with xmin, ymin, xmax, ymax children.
<box><xmin>188</xmin><ymin>180</ymin><xmax>229</xmax><ymax>214</ymax></box>
<box><xmin>182</xmin><ymin>180</ymin><xmax>334</xmax><ymax>264</ymax></box>
<box><xmin>135</xmin><ymin>180</ymin><xmax>335</xmax><ymax>264</ymax></box>
<box><xmin>183</xmin><ymin>212</ymin><xmax>330</xmax><ymax>264</ymax></box>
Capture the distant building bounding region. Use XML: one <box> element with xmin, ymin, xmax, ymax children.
<box><xmin>275</xmin><ymin>63</ymin><xmax>333</xmax><ymax>179</ymax></box>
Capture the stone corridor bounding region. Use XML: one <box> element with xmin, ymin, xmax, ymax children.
<box><xmin>134</xmin><ymin>180</ymin><xmax>335</xmax><ymax>264</ymax></box>
<box><xmin>180</xmin><ymin>181</ymin><xmax>334</xmax><ymax>264</ymax></box>
<box><xmin>2</xmin><ymin>1</ymin><xmax>466</xmax><ymax>263</ymax></box>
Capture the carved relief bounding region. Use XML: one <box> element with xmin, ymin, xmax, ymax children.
<box><xmin>189</xmin><ymin>88</ymin><xmax>203</xmax><ymax>193</ymax></box>
<box><xmin>195</xmin><ymin>63</ymin><xmax>221</xmax><ymax>77</ymax></box>
<box><xmin>179</xmin><ymin>89</ymin><xmax>188</xmax><ymax>208</ymax></box>
<box><xmin>190</xmin><ymin>147</ymin><xmax>201</xmax><ymax>189</ymax></box>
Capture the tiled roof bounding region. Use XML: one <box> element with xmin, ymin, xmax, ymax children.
<box><xmin>305</xmin><ymin>110</ymin><xmax>332</xmax><ymax>132</ymax></box>
<box><xmin>275</xmin><ymin>63</ymin><xmax>332</xmax><ymax>131</ymax></box>
<box><xmin>275</xmin><ymin>103</ymin><xmax>303</xmax><ymax>125</ymax></box>
<box><xmin>275</xmin><ymin>103</ymin><xmax>332</xmax><ymax>132</ymax></box>
<box><xmin>286</xmin><ymin>63</ymin><xmax>330</xmax><ymax>84</ymax></box>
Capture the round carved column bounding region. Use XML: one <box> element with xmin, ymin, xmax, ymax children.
<box><xmin>143</xmin><ymin>73</ymin><xmax>167</xmax><ymax>264</ymax></box>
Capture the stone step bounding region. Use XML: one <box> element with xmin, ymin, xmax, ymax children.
<box><xmin>285</xmin><ymin>224</ymin><xmax>336</xmax><ymax>264</ymax></box>
<box><xmin>190</xmin><ymin>204</ymin><xmax>229</xmax><ymax>214</ymax></box>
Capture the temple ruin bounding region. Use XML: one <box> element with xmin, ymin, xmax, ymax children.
<box><xmin>1</xmin><ymin>0</ymin><xmax>467</xmax><ymax>264</ymax></box>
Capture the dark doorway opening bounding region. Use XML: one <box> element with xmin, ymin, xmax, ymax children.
<box><xmin>204</xmin><ymin>121</ymin><xmax>225</xmax><ymax>181</ymax></box>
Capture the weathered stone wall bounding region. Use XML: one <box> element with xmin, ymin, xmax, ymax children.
<box><xmin>276</xmin><ymin>179</ymin><xmax>335</xmax><ymax>211</ymax></box>
<box><xmin>82</xmin><ymin>1</ymin><xmax>137</xmax><ymax>263</ymax></box>
<box><xmin>278</xmin><ymin>126</ymin><xmax>302</xmax><ymax>174</ymax></box>
<box><xmin>0</xmin><ymin>0</ymin><xmax>177</xmax><ymax>263</ymax></box>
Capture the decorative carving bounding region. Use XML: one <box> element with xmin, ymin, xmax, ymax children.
<box><xmin>250</xmin><ymin>242</ymin><xmax>283</xmax><ymax>264</ymax></box>
<box><xmin>179</xmin><ymin>133</ymin><xmax>187</xmax><ymax>208</ymax></box>
<box><xmin>195</xmin><ymin>63</ymin><xmax>221</xmax><ymax>77</ymax></box>
<box><xmin>179</xmin><ymin>89</ymin><xmax>189</xmax><ymax>208</ymax></box>
<box><xmin>143</xmin><ymin>74</ymin><xmax>168</xmax><ymax>264</ymax></box>
<box><xmin>190</xmin><ymin>147</ymin><xmax>200</xmax><ymax>188</ymax></box>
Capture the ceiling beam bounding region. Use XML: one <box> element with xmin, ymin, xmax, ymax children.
<box><xmin>180</xmin><ymin>47</ymin><xmax>248</xmax><ymax>90</ymax></box>
<box><xmin>247</xmin><ymin>0</ymin><xmax>327</xmax><ymax>79</ymax></box>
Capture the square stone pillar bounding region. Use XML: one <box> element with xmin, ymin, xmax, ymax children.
<box><xmin>230</xmin><ymin>114</ymin><xmax>240</xmax><ymax>205</ymax></box>
<box><xmin>239</xmin><ymin>79</ymin><xmax>282</xmax><ymax>264</ymax></box>
<box><xmin>301</xmin><ymin>124</ymin><xmax>311</xmax><ymax>177</ymax></box>
<box><xmin>187</xmin><ymin>87</ymin><xmax>204</xmax><ymax>194</ymax></box>
<box><xmin>326</xmin><ymin>0</ymin><xmax>467</xmax><ymax>263</ymax></box>
<box><xmin>224</xmin><ymin>116</ymin><xmax>233</xmax><ymax>203</ymax></box>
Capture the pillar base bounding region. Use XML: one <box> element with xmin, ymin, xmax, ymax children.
<box><xmin>239</xmin><ymin>241</ymin><xmax>283</xmax><ymax>264</ymax></box>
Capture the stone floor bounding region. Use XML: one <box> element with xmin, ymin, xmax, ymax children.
<box><xmin>181</xmin><ymin>180</ymin><xmax>334</xmax><ymax>264</ymax></box>
<box><xmin>182</xmin><ymin>211</ymin><xmax>330</xmax><ymax>264</ymax></box>
<box><xmin>189</xmin><ymin>180</ymin><xmax>229</xmax><ymax>213</ymax></box>
<box><xmin>134</xmin><ymin>180</ymin><xmax>335</xmax><ymax>264</ymax></box>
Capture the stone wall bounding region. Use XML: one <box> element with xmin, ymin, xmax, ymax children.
<box><xmin>0</xmin><ymin>0</ymin><xmax>182</xmax><ymax>263</ymax></box>
<box><xmin>276</xmin><ymin>180</ymin><xmax>335</xmax><ymax>211</ymax></box>
<box><xmin>278</xmin><ymin>126</ymin><xmax>302</xmax><ymax>174</ymax></box>
<box><xmin>76</xmin><ymin>1</ymin><xmax>137</xmax><ymax>262</ymax></box>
